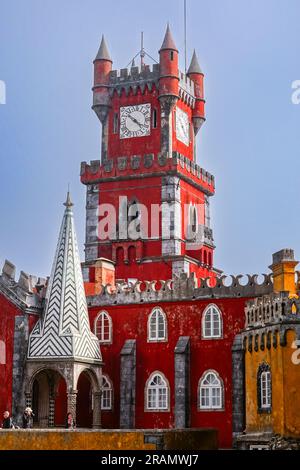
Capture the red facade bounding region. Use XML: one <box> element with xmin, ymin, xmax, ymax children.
<box><xmin>87</xmin><ymin>297</ymin><xmax>247</xmax><ymax>448</ymax></box>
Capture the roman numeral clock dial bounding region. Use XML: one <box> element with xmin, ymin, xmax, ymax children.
<box><xmin>120</xmin><ymin>104</ymin><xmax>151</xmax><ymax>139</ymax></box>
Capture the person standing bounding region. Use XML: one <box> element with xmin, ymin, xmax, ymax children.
<box><xmin>22</xmin><ymin>407</ymin><xmax>34</xmax><ymax>429</ymax></box>
<box><xmin>1</xmin><ymin>411</ymin><xmax>15</xmax><ymax>429</ymax></box>
<box><xmin>65</xmin><ymin>412</ymin><xmax>76</xmax><ymax>429</ymax></box>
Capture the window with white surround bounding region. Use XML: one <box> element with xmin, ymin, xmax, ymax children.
<box><xmin>199</xmin><ymin>370</ymin><xmax>224</xmax><ymax>410</ymax></box>
<box><xmin>101</xmin><ymin>375</ymin><xmax>113</xmax><ymax>410</ymax></box>
<box><xmin>148</xmin><ymin>307</ymin><xmax>167</xmax><ymax>341</ymax></box>
<box><xmin>95</xmin><ymin>311</ymin><xmax>112</xmax><ymax>343</ymax></box>
<box><xmin>146</xmin><ymin>372</ymin><xmax>169</xmax><ymax>411</ymax></box>
<box><xmin>257</xmin><ymin>363</ymin><xmax>272</xmax><ymax>411</ymax></box>
<box><xmin>202</xmin><ymin>304</ymin><xmax>222</xmax><ymax>339</ymax></box>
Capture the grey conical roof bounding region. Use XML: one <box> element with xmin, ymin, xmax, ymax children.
<box><xmin>95</xmin><ymin>35</ymin><xmax>112</xmax><ymax>61</ymax></box>
<box><xmin>160</xmin><ymin>24</ymin><xmax>178</xmax><ymax>51</ymax></box>
<box><xmin>27</xmin><ymin>193</ymin><xmax>102</xmax><ymax>363</ymax></box>
<box><xmin>187</xmin><ymin>50</ymin><xmax>203</xmax><ymax>74</ymax></box>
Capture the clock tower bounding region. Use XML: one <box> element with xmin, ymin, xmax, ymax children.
<box><xmin>81</xmin><ymin>26</ymin><xmax>217</xmax><ymax>283</ymax></box>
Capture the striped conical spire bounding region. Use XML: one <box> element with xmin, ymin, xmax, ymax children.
<box><xmin>28</xmin><ymin>193</ymin><xmax>101</xmax><ymax>363</ymax></box>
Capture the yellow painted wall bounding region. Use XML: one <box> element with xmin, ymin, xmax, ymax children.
<box><xmin>245</xmin><ymin>329</ymin><xmax>300</xmax><ymax>437</ymax></box>
<box><xmin>0</xmin><ymin>429</ymin><xmax>218</xmax><ymax>450</ymax></box>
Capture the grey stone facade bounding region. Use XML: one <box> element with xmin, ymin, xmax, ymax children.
<box><xmin>174</xmin><ymin>336</ymin><xmax>190</xmax><ymax>428</ymax></box>
<box><xmin>120</xmin><ymin>339</ymin><xmax>136</xmax><ymax>429</ymax></box>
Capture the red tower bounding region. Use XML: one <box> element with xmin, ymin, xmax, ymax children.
<box><xmin>81</xmin><ymin>26</ymin><xmax>217</xmax><ymax>282</ymax></box>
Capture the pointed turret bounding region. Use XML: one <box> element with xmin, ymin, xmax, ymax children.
<box><xmin>95</xmin><ymin>35</ymin><xmax>112</xmax><ymax>62</ymax></box>
<box><xmin>27</xmin><ymin>193</ymin><xmax>101</xmax><ymax>363</ymax></box>
<box><xmin>187</xmin><ymin>49</ymin><xmax>202</xmax><ymax>75</ymax></box>
<box><xmin>93</xmin><ymin>35</ymin><xmax>112</xmax><ymax>160</ymax></box>
<box><xmin>187</xmin><ymin>49</ymin><xmax>205</xmax><ymax>136</ymax></box>
<box><xmin>158</xmin><ymin>24</ymin><xmax>179</xmax><ymax>156</ymax></box>
<box><xmin>159</xmin><ymin>23</ymin><xmax>178</xmax><ymax>52</ymax></box>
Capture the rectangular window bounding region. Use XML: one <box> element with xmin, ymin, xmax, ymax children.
<box><xmin>152</xmin><ymin>108</ymin><xmax>157</xmax><ymax>128</ymax></box>
<box><xmin>170</xmin><ymin>51</ymin><xmax>174</xmax><ymax>61</ymax></box>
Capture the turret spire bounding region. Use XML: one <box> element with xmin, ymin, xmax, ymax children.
<box><xmin>187</xmin><ymin>49</ymin><xmax>203</xmax><ymax>75</ymax></box>
<box><xmin>95</xmin><ymin>35</ymin><xmax>112</xmax><ymax>62</ymax></box>
<box><xmin>160</xmin><ymin>23</ymin><xmax>178</xmax><ymax>51</ymax></box>
<box><xmin>27</xmin><ymin>194</ymin><xmax>101</xmax><ymax>362</ymax></box>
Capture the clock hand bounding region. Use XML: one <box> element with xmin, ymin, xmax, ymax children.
<box><xmin>129</xmin><ymin>115</ymin><xmax>143</xmax><ymax>127</ymax></box>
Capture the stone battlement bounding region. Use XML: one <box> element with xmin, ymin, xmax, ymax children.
<box><xmin>245</xmin><ymin>290</ymin><xmax>300</xmax><ymax>329</ymax></box>
<box><xmin>110</xmin><ymin>63</ymin><xmax>160</xmax><ymax>83</ymax></box>
<box><xmin>81</xmin><ymin>152</ymin><xmax>215</xmax><ymax>194</ymax></box>
<box><xmin>86</xmin><ymin>272</ymin><xmax>273</xmax><ymax>307</ymax></box>
<box><xmin>0</xmin><ymin>260</ymin><xmax>46</xmax><ymax>312</ymax></box>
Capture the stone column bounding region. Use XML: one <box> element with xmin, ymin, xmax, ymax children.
<box><xmin>232</xmin><ymin>334</ymin><xmax>245</xmax><ymax>444</ymax></box>
<box><xmin>92</xmin><ymin>391</ymin><xmax>102</xmax><ymax>429</ymax></box>
<box><xmin>67</xmin><ymin>390</ymin><xmax>77</xmax><ymax>421</ymax></box>
<box><xmin>120</xmin><ymin>339</ymin><xmax>136</xmax><ymax>429</ymax></box>
<box><xmin>174</xmin><ymin>336</ymin><xmax>190</xmax><ymax>428</ymax></box>
<box><xmin>159</xmin><ymin>96</ymin><xmax>177</xmax><ymax>157</ymax></box>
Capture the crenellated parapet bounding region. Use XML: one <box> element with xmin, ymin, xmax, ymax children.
<box><xmin>81</xmin><ymin>151</ymin><xmax>215</xmax><ymax>195</ymax></box>
<box><xmin>0</xmin><ymin>260</ymin><xmax>46</xmax><ymax>313</ymax></box>
<box><xmin>86</xmin><ymin>272</ymin><xmax>273</xmax><ymax>307</ymax></box>
<box><xmin>242</xmin><ymin>291</ymin><xmax>300</xmax><ymax>352</ymax></box>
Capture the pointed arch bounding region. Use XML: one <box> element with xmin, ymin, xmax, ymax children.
<box><xmin>148</xmin><ymin>307</ymin><xmax>167</xmax><ymax>342</ymax></box>
<box><xmin>145</xmin><ymin>371</ymin><xmax>170</xmax><ymax>411</ymax></box>
<box><xmin>202</xmin><ymin>304</ymin><xmax>223</xmax><ymax>339</ymax></box>
<box><xmin>198</xmin><ymin>370</ymin><xmax>224</xmax><ymax>410</ymax></box>
<box><xmin>94</xmin><ymin>311</ymin><xmax>112</xmax><ymax>344</ymax></box>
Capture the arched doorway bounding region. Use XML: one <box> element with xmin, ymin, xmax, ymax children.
<box><xmin>76</xmin><ymin>371</ymin><xmax>93</xmax><ymax>428</ymax></box>
<box><xmin>31</xmin><ymin>369</ymin><xmax>67</xmax><ymax>428</ymax></box>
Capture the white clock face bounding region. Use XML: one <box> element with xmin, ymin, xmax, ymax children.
<box><xmin>176</xmin><ymin>107</ymin><xmax>190</xmax><ymax>146</ymax></box>
<box><xmin>120</xmin><ymin>104</ymin><xmax>151</xmax><ymax>139</ymax></box>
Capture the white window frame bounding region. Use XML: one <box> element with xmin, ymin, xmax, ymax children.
<box><xmin>145</xmin><ymin>371</ymin><xmax>170</xmax><ymax>411</ymax></box>
<box><xmin>148</xmin><ymin>307</ymin><xmax>167</xmax><ymax>342</ymax></box>
<box><xmin>202</xmin><ymin>304</ymin><xmax>223</xmax><ymax>339</ymax></box>
<box><xmin>198</xmin><ymin>370</ymin><xmax>224</xmax><ymax>411</ymax></box>
<box><xmin>94</xmin><ymin>311</ymin><xmax>112</xmax><ymax>344</ymax></box>
<box><xmin>101</xmin><ymin>375</ymin><xmax>113</xmax><ymax>411</ymax></box>
<box><xmin>260</xmin><ymin>371</ymin><xmax>271</xmax><ymax>409</ymax></box>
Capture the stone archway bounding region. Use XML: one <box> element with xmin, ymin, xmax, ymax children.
<box><xmin>75</xmin><ymin>367</ymin><xmax>102</xmax><ymax>429</ymax></box>
<box><xmin>27</xmin><ymin>369</ymin><xmax>67</xmax><ymax>428</ymax></box>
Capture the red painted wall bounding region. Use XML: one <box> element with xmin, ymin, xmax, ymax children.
<box><xmin>0</xmin><ymin>293</ymin><xmax>21</xmax><ymax>417</ymax></box>
<box><xmin>88</xmin><ymin>296</ymin><xmax>248</xmax><ymax>448</ymax></box>
<box><xmin>108</xmin><ymin>86</ymin><xmax>161</xmax><ymax>159</ymax></box>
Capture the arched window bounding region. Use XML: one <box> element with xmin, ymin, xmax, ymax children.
<box><xmin>257</xmin><ymin>363</ymin><xmax>271</xmax><ymax>412</ymax></box>
<box><xmin>146</xmin><ymin>372</ymin><xmax>169</xmax><ymax>410</ymax></box>
<box><xmin>148</xmin><ymin>307</ymin><xmax>167</xmax><ymax>342</ymax></box>
<box><xmin>101</xmin><ymin>375</ymin><xmax>113</xmax><ymax>410</ymax></box>
<box><xmin>95</xmin><ymin>311</ymin><xmax>112</xmax><ymax>343</ymax></box>
<box><xmin>199</xmin><ymin>370</ymin><xmax>224</xmax><ymax>410</ymax></box>
<box><xmin>202</xmin><ymin>304</ymin><xmax>222</xmax><ymax>339</ymax></box>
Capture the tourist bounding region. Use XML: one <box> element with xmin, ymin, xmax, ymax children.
<box><xmin>22</xmin><ymin>407</ymin><xmax>34</xmax><ymax>429</ymax></box>
<box><xmin>1</xmin><ymin>411</ymin><xmax>15</xmax><ymax>429</ymax></box>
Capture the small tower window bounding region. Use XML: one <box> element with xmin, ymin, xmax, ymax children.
<box><xmin>170</xmin><ymin>51</ymin><xmax>174</xmax><ymax>61</ymax></box>
<box><xmin>113</xmin><ymin>113</ymin><xmax>119</xmax><ymax>134</ymax></box>
<box><xmin>152</xmin><ymin>108</ymin><xmax>157</xmax><ymax>129</ymax></box>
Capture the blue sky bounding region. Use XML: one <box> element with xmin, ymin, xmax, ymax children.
<box><xmin>0</xmin><ymin>0</ymin><xmax>299</xmax><ymax>278</ymax></box>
